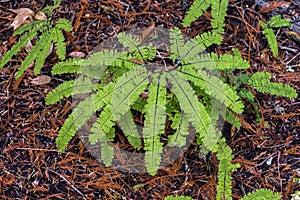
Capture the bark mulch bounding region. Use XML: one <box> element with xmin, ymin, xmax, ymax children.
<box><xmin>0</xmin><ymin>0</ymin><xmax>300</xmax><ymax>199</ymax></box>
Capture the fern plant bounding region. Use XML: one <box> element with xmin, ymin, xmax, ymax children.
<box><xmin>0</xmin><ymin>0</ymin><xmax>72</xmax><ymax>78</ymax></box>
<box><xmin>260</xmin><ymin>14</ymin><xmax>291</xmax><ymax>57</ymax></box>
<box><xmin>46</xmin><ymin>27</ymin><xmax>251</xmax><ymax>175</ymax></box>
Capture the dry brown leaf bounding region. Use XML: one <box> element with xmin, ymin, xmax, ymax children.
<box><xmin>69</xmin><ymin>51</ymin><xmax>86</xmax><ymax>58</ymax></box>
<box><xmin>30</xmin><ymin>75</ymin><xmax>51</xmax><ymax>85</ymax></box>
<box><xmin>34</xmin><ymin>12</ymin><xmax>47</xmax><ymax>21</ymax></box>
<box><xmin>25</xmin><ymin>41</ymin><xmax>33</xmax><ymax>52</ymax></box>
<box><xmin>11</xmin><ymin>8</ymin><xmax>34</xmax><ymax>30</ymax></box>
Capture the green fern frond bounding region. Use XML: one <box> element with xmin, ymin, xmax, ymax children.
<box><xmin>118</xmin><ymin>111</ymin><xmax>142</xmax><ymax>149</ymax></box>
<box><xmin>241</xmin><ymin>188</ymin><xmax>281</xmax><ymax>200</ymax></box>
<box><xmin>41</xmin><ymin>0</ymin><xmax>62</xmax><ymax>15</ymax></box>
<box><xmin>16</xmin><ymin>30</ymin><xmax>53</xmax><ymax>77</ymax></box>
<box><xmin>168</xmin><ymin>112</ymin><xmax>190</xmax><ymax>147</ymax></box>
<box><xmin>212</xmin><ymin>138</ymin><xmax>240</xmax><ymax>200</ymax></box>
<box><xmin>183</xmin><ymin>31</ymin><xmax>223</xmax><ymax>61</ymax></box>
<box><xmin>167</xmin><ymin>71</ymin><xmax>212</xmax><ymax>142</ymax></box>
<box><xmin>182</xmin><ymin>0</ymin><xmax>212</xmax><ymax>27</ymax></box>
<box><xmin>164</xmin><ymin>196</ymin><xmax>194</xmax><ymax>200</ymax></box>
<box><xmin>143</xmin><ymin>74</ymin><xmax>167</xmax><ymax>174</ymax></box>
<box><xmin>132</xmin><ymin>47</ymin><xmax>156</xmax><ymax>61</ymax></box>
<box><xmin>211</xmin><ymin>0</ymin><xmax>228</xmax><ymax>34</ymax></box>
<box><xmin>100</xmin><ymin>141</ymin><xmax>115</xmax><ymax>166</ymax></box>
<box><xmin>13</xmin><ymin>21</ymin><xmax>48</xmax><ymax>36</ymax></box>
<box><xmin>84</xmin><ymin>50</ymin><xmax>123</xmax><ymax>68</ymax></box>
<box><xmin>90</xmin><ymin>105</ymin><xmax>116</xmax><ymax>166</ymax></box>
<box><xmin>117</xmin><ymin>31</ymin><xmax>143</xmax><ymax>52</ymax></box>
<box><xmin>52</xmin><ymin>29</ymin><xmax>67</xmax><ymax>60</ymax></box>
<box><xmin>211</xmin><ymin>50</ymin><xmax>250</xmax><ymax>70</ymax></box>
<box><xmin>54</xmin><ymin>18</ymin><xmax>73</xmax><ymax>31</ymax></box>
<box><xmin>170</xmin><ymin>27</ymin><xmax>185</xmax><ymax>60</ymax></box>
<box><xmin>45</xmin><ymin>77</ymin><xmax>97</xmax><ymax>105</ymax></box>
<box><xmin>267</xmin><ymin>14</ymin><xmax>291</xmax><ymax>28</ymax></box>
<box><xmin>248</xmin><ymin>71</ymin><xmax>297</xmax><ymax>98</ymax></box>
<box><xmin>51</xmin><ymin>58</ymin><xmax>83</xmax><ymax>74</ymax></box>
<box><xmin>1</xmin><ymin>3</ymin><xmax>71</xmax><ymax>77</ymax></box>
<box><xmin>56</xmin><ymin>83</ymin><xmax>115</xmax><ymax>152</ymax></box>
<box><xmin>131</xmin><ymin>96</ymin><xmax>146</xmax><ymax>112</ymax></box>
<box><xmin>181</xmin><ymin>67</ymin><xmax>244</xmax><ymax>114</ymax></box>
<box><xmin>260</xmin><ymin>21</ymin><xmax>278</xmax><ymax>57</ymax></box>
<box><xmin>56</xmin><ymin>93</ymin><xmax>97</xmax><ymax>152</ymax></box>
<box><xmin>111</xmin><ymin>68</ymin><xmax>149</xmax><ymax>121</ymax></box>
<box><xmin>226</xmin><ymin>110</ymin><xmax>241</xmax><ymax>129</ymax></box>
<box><xmin>0</xmin><ymin>30</ymin><xmax>37</xmax><ymax>69</ymax></box>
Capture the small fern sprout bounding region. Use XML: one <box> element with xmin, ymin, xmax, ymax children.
<box><xmin>260</xmin><ymin>14</ymin><xmax>291</xmax><ymax>57</ymax></box>
<box><xmin>0</xmin><ymin>0</ymin><xmax>72</xmax><ymax>78</ymax></box>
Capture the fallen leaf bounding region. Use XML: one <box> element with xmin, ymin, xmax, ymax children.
<box><xmin>69</xmin><ymin>51</ymin><xmax>86</xmax><ymax>58</ymax></box>
<box><xmin>34</xmin><ymin>12</ymin><xmax>47</xmax><ymax>21</ymax></box>
<box><xmin>11</xmin><ymin>8</ymin><xmax>34</xmax><ymax>30</ymax></box>
<box><xmin>25</xmin><ymin>41</ymin><xmax>33</xmax><ymax>52</ymax></box>
<box><xmin>30</xmin><ymin>75</ymin><xmax>51</xmax><ymax>85</ymax></box>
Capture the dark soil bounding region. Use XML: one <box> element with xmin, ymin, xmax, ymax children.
<box><xmin>0</xmin><ymin>0</ymin><xmax>300</xmax><ymax>199</ymax></box>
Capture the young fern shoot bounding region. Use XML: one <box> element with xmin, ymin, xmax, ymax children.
<box><xmin>0</xmin><ymin>0</ymin><xmax>72</xmax><ymax>78</ymax></box>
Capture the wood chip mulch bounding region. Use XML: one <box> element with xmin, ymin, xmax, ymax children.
<box><xmin>0</xmin><ymin>0</ymin><xmax>300</xmax><ymax>199</ymax></box>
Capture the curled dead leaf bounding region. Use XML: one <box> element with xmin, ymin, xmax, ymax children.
<box><xmin>11</xmin><ymin>8</ymin><xmax>34</xmax><ymax>30</ymax></box>
<box><xmin>25</xmin><ymin>41</ymin><xmax>33</xmax><ymax>52</ymax></box>
<box><xmin>69</xmin><ymin>51</ymin><xmax>86</xmax><ymax>58</ymax></box>
<box><xmin>34</xmin><ymin>12</ymin><xmax>47</xmax><ymax>21</ymax></box>
<box><xmin>30</xmin><ymin>75</ymin><xmax>51</xmax><ymax>85</ymax></box>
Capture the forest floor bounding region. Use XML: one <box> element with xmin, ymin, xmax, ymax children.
<box><xmin>0</xmin><ymin>0</ymin><xmax>300</xmax><ymax>199</ymax></box>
